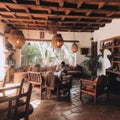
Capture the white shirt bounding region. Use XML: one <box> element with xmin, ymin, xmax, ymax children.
<box><xmin>54</xmin><ymin>64</ymin><xmax>65</xmax><ymax>79</ymax></box>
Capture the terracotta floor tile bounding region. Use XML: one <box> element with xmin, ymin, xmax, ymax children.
<box><xmin>30</xmin><ymin>77</ymin><xmax>120</xmax><ymax>120</ymax></box>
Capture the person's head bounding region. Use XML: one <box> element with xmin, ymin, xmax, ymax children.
<box><xmin>61</xmin><ymin>61</ymin><xmax>65</xmax><ymax>67</ymax></box>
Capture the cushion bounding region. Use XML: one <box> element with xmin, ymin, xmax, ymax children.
<box><xmin>51</xmin><ymin>65</ymin><xmax>56</xmax><ymax>71</ymax></box>
<box><xmin>66</xmin><ymin>66</ymin><xmax>73</xmax><ymax>71</ymax></box>
<box><xmin>40</xmin><ymin>67</ymin><xmax>47</xmax><ymax>72</ymax></box>
<box><xmin>82</xmin><ymin>84</ymin><xmax>95</xmax><ymax>92</ymax></box>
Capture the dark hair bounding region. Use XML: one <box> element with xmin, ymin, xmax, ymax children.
<box><xmin>61</xmin><ymin>61</ymin><xmax>65</xmax><ymax>65</ymax></box>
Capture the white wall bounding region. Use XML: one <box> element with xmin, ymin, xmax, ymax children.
<box><xmin>22</xmin><ymin>30</ymin><xmax>92</xmax><ymax>43</ymax></box>
<box><xmin>0</xmin><ymin>23</ymin><xmax>6</xmax><ymax>81</ymax></box>
<box><xmin>0</xmin><ymin>36</ymin><xmax>5</xmax><ymax>81</ymax></box>
<box><xmin>93</xmin><ymin>19</ymin><xmax>120</xmax><ymax>41</ymax></box>
<box><xmin>93</xmin><ymin>19</ymin><xmax>120</xmax><ymax>75</ymax></box>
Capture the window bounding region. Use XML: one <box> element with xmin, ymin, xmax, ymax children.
<box><xmin>21</xmin><ymin>41</ymin><xmax>76</xmax><ymax>66</ymax></box>
<box><xmin>81</xmin><ymin>47</ymin><xmax>91</xmax><ymax>55</ymax></box>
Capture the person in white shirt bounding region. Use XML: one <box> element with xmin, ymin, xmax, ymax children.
<box><xmin>54</xmin><ymin>61</ymin><xmax>66</xmax><ymax>80</ymax></box>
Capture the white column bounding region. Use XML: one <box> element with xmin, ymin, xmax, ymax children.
<box><xmin>0</xmin><ymin>37</ymin><xmax>5</xmax><ymax>81</ymax></box>
<box><xmin>14</xmin><ymin>49</ymin><xmax>21</xmax><ymax>67</ymax></box>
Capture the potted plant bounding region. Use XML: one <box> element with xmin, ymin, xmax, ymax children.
<box><xmin>80</xmin><ymin>55</ymin><xmax>101</xmax><ymax>77</ymax></box>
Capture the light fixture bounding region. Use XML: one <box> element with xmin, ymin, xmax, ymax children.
<box><xmin>71</xmin><ymin>42</ymin><xmax>78</xmax><ymax>53</ymax></box>
<box><xmin>51</xmin><ymin>34</ymin><xmax>64</xmax><ymax>48</ymax></box>
<box><xmin>47</xmin><ymin>23</ymin><xmax>57</xmax><ymax>34</ymax></box>
<box><xmin>91</xmin><ymin>32</ymin><xmax>94</xmax><ymax>41</ymax></box>
<box><xmin>71</xmin><ymin>32</ymin><xmax>78</xmax><ymax>53</ymax></box>
<box><xmin>8</xmin><ymin>29</ymin><xmax>25</xmax><ymax>49</ymax></box>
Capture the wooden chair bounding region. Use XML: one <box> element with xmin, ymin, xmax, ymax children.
<box><xmin>80</xmin><ymin>75</ymin><xmax>109</xmax><ymax>104</ymax></box>
<box><xmin>0</xmin><ymin>81</ymin><xmax>33</xmax><ymax>120</ymax></box>
<box><xmin>0</xmin><ymin>73</ymin><xmax>8</xmax><ymax>96</ymax></box>
<box><xmin>27</xmin><ymin>71</ymin><xmax>42</xmax><ymax>99</ymax></box>
<box><xmin>0</xmin><ymin>78</ymin><xmax>24</xmax><ymax>98</ymax></box>
<box><xmin>57</xmin><ymin>74</ymin><xmax>72</xmax><ymax>100</ymax></box>
<box><xmin>45</xmin><ymin>71</ymin><xmax>72</xmax><ymax>100</ymax></box>
<box><xmin>46</xmin><ymin>72</ymin><xmax>57</xmax><ymax>99</ymax></box>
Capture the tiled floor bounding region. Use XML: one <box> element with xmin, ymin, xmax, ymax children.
<box><xmin>30</xmin><ymin>76</ymin><xmax>120</xmax><ymax>120</ymax></box>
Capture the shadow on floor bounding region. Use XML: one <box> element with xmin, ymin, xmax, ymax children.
<box><xmin>30</xmin><ymin>76</ymin><xmax>120</xmax><ymax>120</ymax></box>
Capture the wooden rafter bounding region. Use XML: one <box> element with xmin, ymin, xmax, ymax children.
<box><xmin>0</xmin><ymin>0</ymin><xmax>120</xmax><ymax>32</ymax></box>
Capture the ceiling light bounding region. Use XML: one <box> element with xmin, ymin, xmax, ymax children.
<box><xmin>8</xmin><ymin>29</ymin><xmax>25</xmax><ymax>49</ymax></box>
<box><xmin>71</xmin><ymin>32</ymin><xmax>78</xmax><ymax>53</ymax></box>
<box><xmin>71</xmin><ymin>42</ymin><xmax>78</xmax><ymax>53</ymax></box>
<box><xmin>51</xmin><ymin>34</ymin><xmax>64</xmax><ymax>48</ymax></box>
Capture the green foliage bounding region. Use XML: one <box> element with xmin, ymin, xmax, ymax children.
<box><xmin>21</xmin><ymin>43</ymin><xmax>41</xmax><ymax>66</ymax></box>
<box><xmin>80</xmin><ymin>55</ymin><xmax>101</xmax><ymax>76</ymax></box>
<box><xmin>21</xmin><ymin>42</ymin><xmax>76</xmax><ymax>66</ymax></box>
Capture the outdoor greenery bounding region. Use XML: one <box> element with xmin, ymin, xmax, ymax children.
<box><xmin>21</xmin><ymin>41</ymin><xmax>76</xmax><ymax>66</ymax></box>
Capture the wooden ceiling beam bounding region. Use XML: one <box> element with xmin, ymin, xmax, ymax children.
<box><xmin>25</xmin><ymin>7</ymin><xmax>30</xmax><ymax>13</ymax></box>
<box><xmin>14</xmin><ymin>22</ymin><xmax>99</xmax><ymax>28</ymax></box>
<box><xmin>24</xmin><ymin>7</ymin><xmax>33</xmax><ymax>19</ymax></box>
<box><xmin>107</xmin><ymin>12</ymin><xmax>114</xmax><ymax>17</ymax></box>
<box><xmin>18</xmin><ymin>27</ymin><xmax>94</xmax><ymax>32</ymax></box>
<box><xmin>65</xmin><ymin>10</ymin><xmax>71</xmax><ymax>15</ymax></box>
<box><xmin>84</xmin><ymin>0</ymin><xmax>120</xmax><ymax>2</ymax></box>
<box><xmin>96</xmin><ymin>19</ymin><xmax>103</xmax><ymax>22</ymax></box>
<box><xmin>14</xmin><ymin>26</ymin><xmax>100</xmax><ymax>31</ymax></box>
<box><xmin>61</xmin><ymin>17</ymin><xmax>65</xmax><ymax>21</ymax></box>
<box><xmin>61</xmin><ymin>10</ymin><xmax>71</xmax><ymax>24</ymax></box>
<box><xmin>0</xmin><ymin>0</ymin><xmax>120</xmax><ymax>32</ymax></box>
<box><xmin>36</xmin><ymin>0</ymin><xmax>40</xmax><ymax>5</ymax></box>
<box><xmin>59</xmin><ymin>1</ymin><xmax>64</xmax><ymax>7</ymax></box>
<box><xmin>0</xmin><ymin>16</ymin><xmax>111</xmax><ymax>24</ymax></box>
<box><xmin>12</xmin><ymin>0</ymin><xmax>17</xmax><ymax>3</ymax></box>
<box><xmin>0</xmin><ymin>11</ymin><xmax>113</xmax><ymax>20</ymax></box>
<box><xmin>25</xmin><ymin>38</ymin><xmax>79</xmax><ymax>42</ymax></box>
<box><xmin>14</xmin><ymin>22</ymin><xmax>98</xmax><ymax>29</ymax></box>
<box><xmin>73</xmin><ymin>17</ymin><xmax>82</xmax><ymax>26</ymax></box>
<box><xmin>77</xmin><ymin>0</ymin><xmax>86</xmax><ymax>8</ymax></box>
<box><xmin>86</xmin><ymin>11</ymin><xmax>92</xmax><ymax>16</ymax></box>
<box><xmin>0</xmin><ymin>2</ymin><xmax>120</xmax><ymax>14</ymax></box>
<box><xmin>12</xmin><ymin>14</ymin><xmax>16</xmax><ymax>18</ymax></box>
<box><xmin>2</xmin><ymin>5</ymin><xmax>11</xmax><ymax>12</ymax></box>
<box><xmin>98</xmin><ymin>2</ymin><xmax>105</xmax><ymax>9</ymax></box>
<box><xmin>48</xmin><ymin>9</ymin><xmax>52</xmax><ymax>14</ymax></box>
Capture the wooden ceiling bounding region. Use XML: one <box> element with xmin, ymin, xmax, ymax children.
<box><xmin>0</xmin><ymin>0</ymin><xmax>120</xmax><ymax>32</ymax></box>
